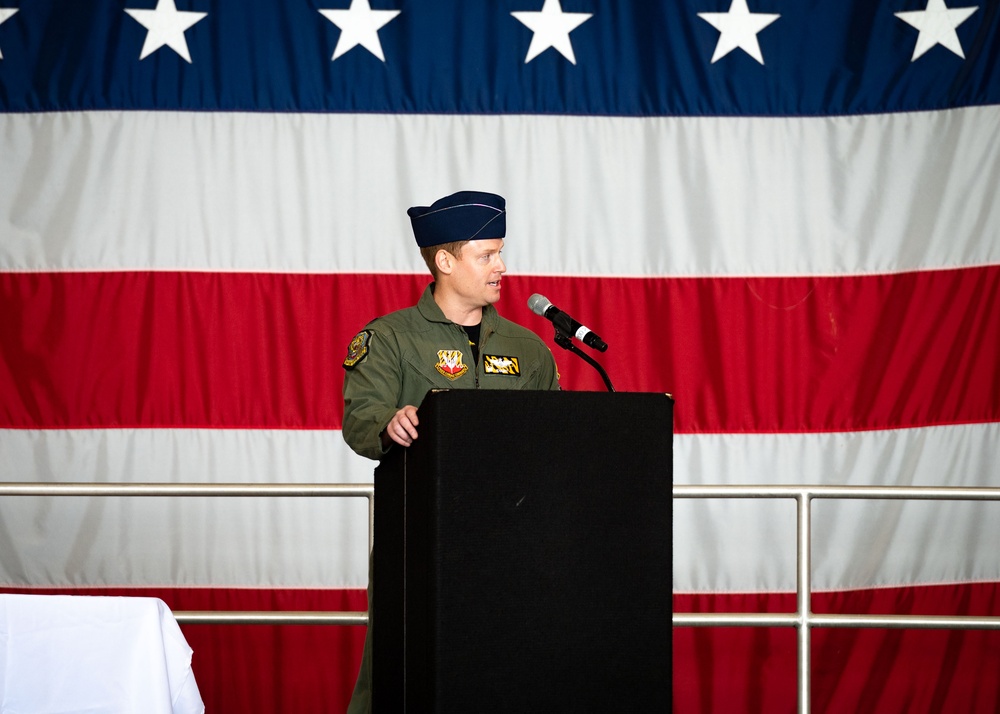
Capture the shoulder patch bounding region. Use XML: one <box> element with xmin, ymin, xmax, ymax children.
<box><xmin>483</xmin><ymin>354</ymin><xmax>520</xmax><ymax>376</ymax></box>
<box><xmin>343</xmin><ymin>330</ymin><xmax>373</xmax><ymax>370</ymax></box>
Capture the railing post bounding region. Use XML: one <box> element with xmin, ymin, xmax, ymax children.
<box><xmin>368</xmin><ymin>490</ymin><xmax>375</xmax><ymax>554</ymax></box>
<box><xmin>797</xmin><ymin>490</ymin><xmax>812</xmax><ymax>714</ymax></box>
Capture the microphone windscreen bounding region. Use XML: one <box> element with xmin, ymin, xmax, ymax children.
<box><xmin>527</xmin><ymin>293</ymin><xmax>552</xmax><ymax>316</ymax></box>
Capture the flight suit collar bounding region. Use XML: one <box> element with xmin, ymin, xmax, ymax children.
<box><xmin>417</xmin><ymin>283</ymin><xmax>500</xmax><ymax>330</ymax></box>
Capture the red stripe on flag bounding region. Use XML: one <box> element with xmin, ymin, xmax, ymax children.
<box><xmin>674</xmin><ymin>582</ymin><xmax>1000</xmax><ymax>713</ymax></box>
<box><xmin>4</xmin><ymin>582</ymin><xmax>999</xmax><ymax>713</ymax></box>
<box><xmin>1</xmin><ymin>267</ymin><xmax>997</xmax><ymax>433</ymax></box>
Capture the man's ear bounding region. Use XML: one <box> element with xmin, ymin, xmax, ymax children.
<box><xmin>435</xmin><ymin>248</ymin><xmax>455</xmax><ymax>275</ymax></box>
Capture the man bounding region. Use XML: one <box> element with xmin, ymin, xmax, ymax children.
<box><xmin>341</xmin><ymin>190</ymin><xmax>560</xmax><ymax>711</ymax></box>
<box><xmin>342</xmin><ymin>189</ymin><xmax>560</xmax><ymax>459</ymax></box>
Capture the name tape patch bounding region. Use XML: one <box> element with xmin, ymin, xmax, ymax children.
<box><xmin>483</xmin><ymin>354</ymin><xmax>520</xmax><ymax>376</ymax></box>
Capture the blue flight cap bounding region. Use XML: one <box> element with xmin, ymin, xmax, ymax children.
<box><xmin>407</xmin><ymin>191</ymin><xmax>506</xmax><ymax>248</ymax></box>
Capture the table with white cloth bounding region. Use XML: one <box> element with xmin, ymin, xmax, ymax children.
<box><xmin>0</xmin><ymin>594</ymin><xmax>204</xmax><ymax>714</ymax></box>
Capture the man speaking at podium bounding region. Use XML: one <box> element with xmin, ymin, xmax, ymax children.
<box><xmin>341</xmin><ymin>190</ymin><xmax>560</xmax><ymax>711</ymax></box>
<box><xmin>342</xmin><ymin>190</ymin><xmax>560</xmax><ymax>460</ymax></box>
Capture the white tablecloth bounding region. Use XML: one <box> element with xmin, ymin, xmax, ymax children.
<box><xmin>0</xmin><ymin>594</ymin><xmax>204</xmax><ymax>714</ymax></box>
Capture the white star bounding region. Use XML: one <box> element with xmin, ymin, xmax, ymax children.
<box><xmin>0</xmin><ymin>7</ymin><xmax>17</xmax><ymax>60</ymax></box>
<box><xmin>698</xmin><ymin>0</ymin><xmax>780</xmax><ymax>65</ymax></box>
<box><xmin>511</xmin><ymin>0</ymin><xmax>592</xmax><ymax>65</ymax></box>
<box><xmin>125</xmin><ymin>0</ymin><xmax>207</xmax><ymax>63</ymax></box>
<box><xmin>319</xmin><ymin>0</ymin><xmax>400</xmax><ymax>62</ymax></box>
<box><xmin>895</xmin><ymin>0</ymin><xmax>978</xmax><ymax>61</ymax></box>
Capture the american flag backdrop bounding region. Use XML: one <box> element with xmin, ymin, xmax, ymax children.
<box><xmin>1</xmin><ymin>0</ymin><xmax>999</xmax><ymax>711</ymax></box>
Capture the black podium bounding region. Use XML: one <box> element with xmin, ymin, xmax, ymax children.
<box><xmin>373</xmin><ymin>390</ymin><xmax>673</xmax><ymax>712</ymax></box>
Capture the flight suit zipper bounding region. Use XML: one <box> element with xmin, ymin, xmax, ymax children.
<box><xmin>474</xmin><ymin>325</ymin><xmax>493</xmax><ymax>388</ymax></box>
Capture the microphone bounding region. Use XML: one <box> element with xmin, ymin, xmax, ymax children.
<box><xmin>528</xmin><ymin>294</ymin><xmax>608</xmax><ymax>352</ymax></box>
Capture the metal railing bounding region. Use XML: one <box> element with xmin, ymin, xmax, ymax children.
<box><xmin>673</xmin><ymin>484</ymin><xmax>1000</xmax><ymax>714</ymax></box>
<box><xmin>0</xmin><ymin>482</ymin><xmax>375</xmax><ymax>626</ymax></box>
<box><xmin>4</xmin><ymin>482</ymin><xmax>1000</xmax><ymax>711</ymax></box>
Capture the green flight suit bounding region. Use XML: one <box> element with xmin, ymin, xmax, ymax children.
<box><xmin>342</xmin><ymin>283</ymin><xmax>561</xmax><ymax>460</ymax></box>
<box><xmin>342</xmin><ymin>283</ymin><xmax>560</xmax><ymax>712</ymax></box>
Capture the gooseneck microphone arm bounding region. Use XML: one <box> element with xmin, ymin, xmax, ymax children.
<box><xmin>528</xmin><ymin>294</ymin><xmax>615</xmax><ymax>392</ymax></box>
<box><xmin>552</xmin><ymin>329</ymin><xmax>616</xmax><ymax>392</ymax></box>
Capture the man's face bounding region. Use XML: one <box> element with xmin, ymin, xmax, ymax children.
<box><xmin>448</xmin><ymin>238</ymin><xmax>506</xmax><ymax>308</ymax></box>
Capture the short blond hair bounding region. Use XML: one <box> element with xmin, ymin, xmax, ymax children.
<box><xmin>419</xmin><ymin>240</ymin><xmax>469</xmax><ymax>279</ymax></box>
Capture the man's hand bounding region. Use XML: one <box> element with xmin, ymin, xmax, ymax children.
<box><xmin>381</xmin><ymin>405</ymin><xmax>420</xmax><ymax>449</ymax></box>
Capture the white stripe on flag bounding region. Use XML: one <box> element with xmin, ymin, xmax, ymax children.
<box><xmin>2</xmin><ymin>106</ymin><xmax>998</xmax><ymax>276</ymax></box>
<box><xmin>674</xmin><ymin>422</ymin><xmax>1000</xmax><ymax>592</ymax></box>
<box><xmin>0</xmin><ymin>428</ymin><xmax>372</xmax><ymax>588</ymax></box>
<box><xmin>2</xmin><ymin>423</ymin><xmax>998</xmax><ymax>591</ymax></box>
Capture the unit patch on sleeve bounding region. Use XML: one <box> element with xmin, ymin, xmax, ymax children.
<box><xmin>435</xmin><ymin>349</ymin><xmax>469</xmax><ymax>380</ymax></box>
<box><xmin>483</xmin><ymin>354</ymin><xmax>520</xmax><ymax>376</ymax></box>
<box><xmin>343</xmin><ymin>330</ymin><xmax>372</xmax><ymax>370</ymax></box>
